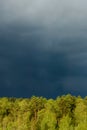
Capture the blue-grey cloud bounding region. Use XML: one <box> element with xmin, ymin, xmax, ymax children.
<box><xmin>0</xmin><ymin>0</ymin><xmax>87</xmax><ymax>98</ymax></box>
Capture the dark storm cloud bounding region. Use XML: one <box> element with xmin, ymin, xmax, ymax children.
<box><xmin>0</xmin><ymin>0</ymin><xmax>87</xmax><ymax>98</ymax></box>
<box><xmin>0</xmin><ymin>30</ymin><xmax>68</xmax><ymax>97</ymax></box>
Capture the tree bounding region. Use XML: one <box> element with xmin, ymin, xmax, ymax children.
<box><xmin>74</xmin><ymin>97</ymin><xmax>87</xmax><ymax>125</ymax></box>
<box><xmin>75</xmin><ymin>122</ymin><xmax>87</xmax><ymax>130</ymax></box>
<box><xmin>40</xmin><ymin>109</ymin><xmax>57</xmax><ymax>130</ymax></box>
<box><xmin>59</xmin><ymin>115</ymin><xmax>73</xmax><ymax>130</ymax></box>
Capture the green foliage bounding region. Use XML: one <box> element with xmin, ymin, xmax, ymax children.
<box><xmin>74</xmin><ymin>97</ymin><xmax>87</xmax><ymax>125</ymax></box>
<box><xmin>59</xmin><ymin>115</ymin><xmax>73</xmax><ymax>130</ymax></box>
<box><xmin>75</xmin><ymin>122</ymin><xmax>87</xmax><ymax>130</ymax></box>
<box><xmin>41</xmin><ymin>110</ymin><xmax>57</xmax><ymax>130</ymax></box>
<box><xmin>0</xmin><ymin>94</ymin><xmax>87</xmax><ymax>130</ymax></box>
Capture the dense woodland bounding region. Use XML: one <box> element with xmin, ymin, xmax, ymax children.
<box><xmin>0</xmin><ymin>94</ymin><xmax>87</xmax><ymax>130</ymax></box>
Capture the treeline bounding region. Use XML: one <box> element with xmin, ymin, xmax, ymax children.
<box><xmin>0</xmin><ymin>94</ymin><xmax>87</xmax><ymax>130</ymax></box>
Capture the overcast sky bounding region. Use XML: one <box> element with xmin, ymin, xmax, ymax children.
<box><xmin>0</xmin><ymin>0</ymin><xmax>87</xmax><ymax>98</ymax></box>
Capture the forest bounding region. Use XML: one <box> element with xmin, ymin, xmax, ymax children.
<box><xmin>0</xmin><ymin>94</ymin><xmax>87</xmax><ymax>130</ymax></box>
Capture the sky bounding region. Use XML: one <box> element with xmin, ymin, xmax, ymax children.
<box><xmin>0</xmin><ymin>0</ymin><xmax>87</xmax><ymax>98</ymax></box>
